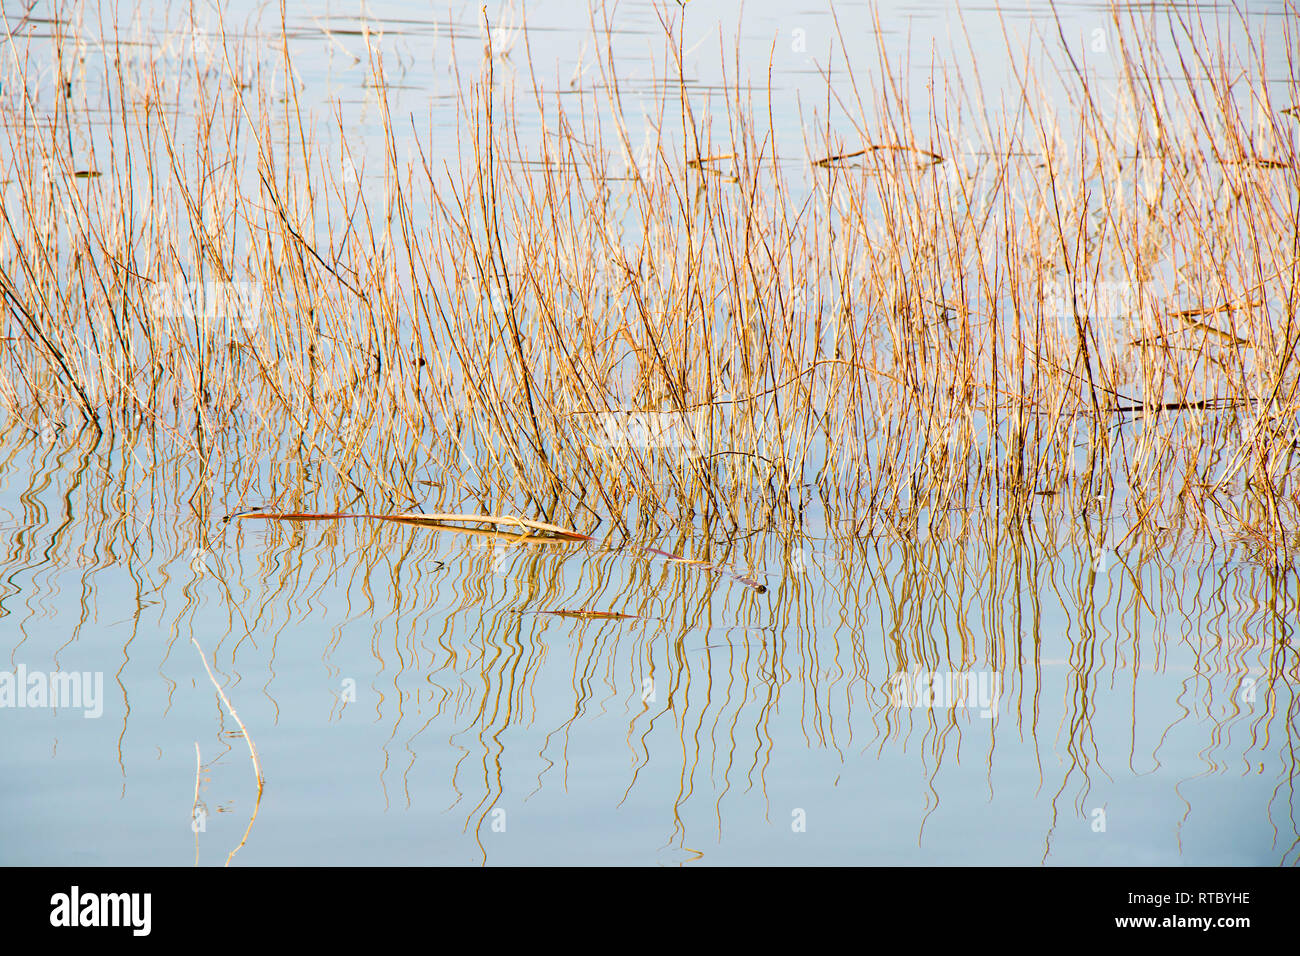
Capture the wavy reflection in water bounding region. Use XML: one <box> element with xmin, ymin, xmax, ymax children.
<box><xmin>0</xmin><ymin>427</ymin><xmax>1296</xmax><ymax>864</ymax></box>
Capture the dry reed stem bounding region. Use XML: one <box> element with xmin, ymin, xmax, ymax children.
<box><xmin>0</xmin><ymin>2</ymin><xmax>1295</xmax><ymax>554</ymax></box>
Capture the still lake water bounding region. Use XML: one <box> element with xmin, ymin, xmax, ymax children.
<box><xmin>2</xmin><ymin>0</ymin><xmax>1298</xmax><ymax>865</ymax></box>
<box><xmin>2</xmin><ymin>425</ymin><xmax>1296</xmax><ymax>865</ymax></box>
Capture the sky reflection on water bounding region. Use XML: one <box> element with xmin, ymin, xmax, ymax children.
<box><xmin>0</xmin><ymin>423</ymin><xmax>1295</xmax><ymax>864</ymax></box>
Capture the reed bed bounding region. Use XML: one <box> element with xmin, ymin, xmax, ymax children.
<box><xmin>1</xmin><ymin>1</ymin><xmax>1297</xmax><ymax>557</ymax></box>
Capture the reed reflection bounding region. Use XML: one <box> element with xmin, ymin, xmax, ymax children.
<box><xmin>0</xmin><ymin>425</ymin><xmax>1296</xmax><ymax>863</ymax></box>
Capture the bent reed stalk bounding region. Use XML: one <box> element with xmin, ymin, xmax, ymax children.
<box><xmin>0</xmin><ymin>2</ymin><xmax>1298</xmax><ymax>558</ymax></box>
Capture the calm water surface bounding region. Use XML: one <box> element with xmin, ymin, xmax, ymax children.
<box><xmin>1</xmin><ymin>426</ymin><xmax>1296</xmax><ymax>865</ymax></box>
<box><xmin>1</xmin><ymin>0</ymin><xmax>1297</xmax><ymax>865</ymax></box>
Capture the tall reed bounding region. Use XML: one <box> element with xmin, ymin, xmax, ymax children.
<box><xmin>0</xmin><ymin>1</ymin><xmax>1296</xmax><ymax>556</ymax></box>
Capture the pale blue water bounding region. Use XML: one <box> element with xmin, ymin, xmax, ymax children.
<box><xmin>0</xmin><ymin>426</ymin><xmax>1296</xmax><ymax>864</ymax></box>
<box><xmin>1</xmin><ymin>0</ymin><xmax>1297</xmax><ymax>865</ymax></box>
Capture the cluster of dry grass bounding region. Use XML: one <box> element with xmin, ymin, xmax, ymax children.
<box><xmin>0</xmin><ymin>2</ymin><xmax>1297</xmax><ymax>556</ymax></box>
